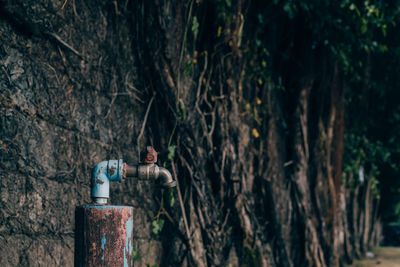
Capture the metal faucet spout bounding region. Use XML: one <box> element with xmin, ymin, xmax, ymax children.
<box><xmin>158</xmin><ymin>167</ymin><xmax>176</xmax><ymax>188</ymax></box>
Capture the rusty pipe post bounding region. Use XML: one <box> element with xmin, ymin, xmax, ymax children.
<box><xmin>76</xmin><ymin>147</ymin><xmax>176</xmax><ymax>266</ymax></box>
<box><xmin>74</xmin><ymin>205</ymin><xmax>134</xmax><ymax>267</ymax></box>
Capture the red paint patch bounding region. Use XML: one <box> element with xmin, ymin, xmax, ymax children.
<box><xmin>108</xmin><ymin>167</ymin><xmax>115</xmax><ymax>175</ymax></box>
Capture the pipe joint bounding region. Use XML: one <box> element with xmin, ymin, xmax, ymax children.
<box><xmin>91</xmin><ymin>159</ymin><xmax>124</xmax><ymax>204</ymax></box>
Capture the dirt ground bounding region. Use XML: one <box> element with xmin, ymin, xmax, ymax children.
<box><xmin>349</xmin><ymin>247</ymin><xmax>400</xmax><ymax>267</ymax></box>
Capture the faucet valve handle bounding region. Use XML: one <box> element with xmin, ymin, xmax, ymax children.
<box><xmin>140</xmin><ymin>146</ymin><xmax>158</xmax><ymax>164</ymax></box>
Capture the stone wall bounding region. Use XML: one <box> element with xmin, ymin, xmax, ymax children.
<box><xmin>0</xmin><ymin>1</ymin><xmax>162</xmax><ymax>266</ymax></box>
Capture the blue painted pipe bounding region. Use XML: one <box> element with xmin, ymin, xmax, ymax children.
<box><xmin>91</xmin><ymin>159</ymin><xmax>123</xmax><ymax>204</ymax></box>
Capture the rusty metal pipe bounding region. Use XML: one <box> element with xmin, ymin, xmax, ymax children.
<box><xmin>124</xmin><ymin>163</ymin><xmax>137</xmax><ymax>178</ymax></box>
<box><xmin>75</xmin><ymin>205</ymin><xmax>134</xmax><ymax>266</ymax></box>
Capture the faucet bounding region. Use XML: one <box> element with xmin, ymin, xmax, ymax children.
<box><xmin>91</xmin><ymin>146</ymin><xmax>176</xmax><ymax>204</ymax></box>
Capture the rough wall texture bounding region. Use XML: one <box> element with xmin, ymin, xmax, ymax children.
<box><xmin>0</xmin><ymin>1</ymin><xmax>162</xmax><ymax>266</ymax></box>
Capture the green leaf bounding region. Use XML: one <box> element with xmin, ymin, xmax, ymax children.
<box><xmin>152</xmin><ymin>219</ymin><xmax>165</xmax><ymax>235</ymax></box>
<box><xmin>261</xmin><ymin>60</ymin><xmax>267</xmax><ymax>68</ymax></box>
<box><xmin>168</xmin><ymin>188</ymin><xmax>175</xmax><ymax>207</ymax></box>
<box><xmin>179</xmin><ymin>99</ymin><xmax>187</xmax><ymax>121</ymax></box>
<box><xmin>361</xmin><ymin>24</ymin><xmax>368</xmax><ymax>34</ymax></box>
<box><xmin>168</xmin><ymin>145</ymin><xmax>176</xmax><ymax>161</ymax></box>
<box><xmin>192</xmin><ymin>16</ymin><xmax>199</xmax><ymax>38</ymax></box>
<box><xmin>131</xmin><ymin>247</ymin><xmax>140</xmax><ymax>262</ymax></box>
<box><xmin>382</xmin><ymin>24</ymin><xmax>387</xmax><ymax>37</ymax></box>
<box><xmin>349</xmin><ymin>3</ymin><xmax>361</xmax><ymax>16</ymax></box>
<box><xmin>283</xmin><ymin>3</ymin><xmax>295</xmax><ymax>19</ymax></box>
<box><xmin>184</xmin><ymin>60</ymin><xmax>193</xmax><ymax>75</ymax></box>
<box><xmin>257</xmin><ymin>13</ymin><xmax>264</xmax><ymax>24</ymax></box>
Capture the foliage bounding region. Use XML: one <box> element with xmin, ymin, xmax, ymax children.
<box><xmin>273</xmin><ymin>0</ymin><xmax>400</xmax><ymax>221</ymax></box>
<box><xmin>152</xmin><ymin>219</ymin><xmax>165</xmax><ymax>235</ymax></box>
<box><xmin>343</xmin><ymin>133</ymin><xmax>393</xmax><ymax>198</ymax></box>
<box><xmin>274</xmin><ymin>0</ymin><xmax>399</xmax><ymax>76</ymax></box>
<box><xmin>251</xmin><ymin>0</ymin><xmax>400</xmax><ymax>220</ymax></box>
<box><xmin>330</xmin><ymin>0</ymin><xmax>400</xmax><ymax>220</ymax></box>
<box><xmin>131</xmin><ymin>247</ymin><xmax>140</xmax><ymax>263</ymax></box>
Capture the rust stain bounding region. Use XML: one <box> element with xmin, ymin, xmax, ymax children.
<box><xmin>141</xmin><ymin>146</ymin><xmax>158</xmax><ymax>164</ymax></box>
<box><xmin>108</xmin><ymin>167</ymin><xmax>115</xmax><ymax>175</ymax></box>
<box><xmin>95</xmin><ymin>178</ymin><xmax>104</xmax><ymax>185</ymax></box>
<box><xmin>122</xmin><ymin>163</ymin><xmax>127</xmax><ymax>179</ymax></box>
<box><xmin>145</xmin><ymin>154</ymin><xmax>154</xmax><ymax>162</ymax></box>
<box><xmin>75</xmin><ymin>206</ymin><xmax>133</xmax><ymax>266</ymax></box>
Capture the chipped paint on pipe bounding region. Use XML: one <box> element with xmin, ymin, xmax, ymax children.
<box><xmin>124</xmin><ymin>217</ymin><xmax>133</xmax><ymax>267</ymax></box>
<box><xmin>74</xmin><ymin>205</ymin><xmax>134</xmax><ymax>267</ymax></box>
<box><xmin>91</xmin><ymin>159</ymin><xmax>123</xmax><ymax>204</ymax></box>
<box><xmin>101</xmin><ymin>233</ymin><xmax>106</xmax><ymax>260</ymax></box>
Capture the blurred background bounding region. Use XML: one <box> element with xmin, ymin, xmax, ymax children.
<box><xmin>0</xmin><ymin>0</ymin><xmax>399</xmax><ymax>266</ymax></box>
